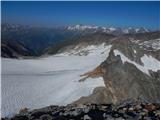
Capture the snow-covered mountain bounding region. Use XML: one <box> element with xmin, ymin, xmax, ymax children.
<box><xmin>2</xmin><ymin>31</ymin><xmax>160</xmax><ymax>117</ymax></box>
<box><xmin>1</xmin><ymin>23</ymin><xmax>160</xmax><ymax>118</ymax></box>
<box><xmin>55</xmin><ymin>31</ymin><xmax>160</xmax><ymax>105</ymax></box>
<box><xmin>67</xmin><ymin>24</ymin><xmax>150</xmax><ymax>35</ymax></box>
<box><xmin>67</xmin><ymin>24</ymin><xmax>99</xmax><ymax>31</ymax></box>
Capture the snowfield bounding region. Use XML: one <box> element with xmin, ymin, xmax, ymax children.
<box><xmin>131</xmin><ymin>38</ymin><xmax>160</xmax><ymax>51</ymax></box>
<box><xmin>114</xmin><ymin>50</ymin><xmax>160</xmax><ymax>75</ymax></box>
<box><xmin>139</xmin><ymin>38</ymin><xmax>160</xmax><ymax>51</ymax></box>
<box><xmin>1</xmin><ymin>44</ymin><xmax>112</xmax><ymax>117</ymax></box>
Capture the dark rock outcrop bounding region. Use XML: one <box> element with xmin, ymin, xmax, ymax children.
<box><xmin>1</xmin><ymin>40</ymin><xmax>35</xmax><ymax>58</ymax></box>
<box><xmin>2</xmin><ymin>100</ymin><xmax>160</xmax><ymax>120</ymax></box>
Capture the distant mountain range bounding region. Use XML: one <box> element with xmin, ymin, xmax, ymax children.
<box><xmin>67</xmin><ymin>24</ymin><xmax>150</xmax><ymax>35</ymax></box>
<box><xmin>0</xmin><ymin>23</ymin><xmax>156</xmax><ymax>58</ymax></box>
<box><xmin>1</xmin><ymin>23</ymin><xmax>84</xmax><ymax>57</ymax></box>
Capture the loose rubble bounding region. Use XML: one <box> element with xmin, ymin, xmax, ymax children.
<box><xmin>2</xmin><ymin>100</ymin><xmax>160</xmax><ymax>120</ymax></box>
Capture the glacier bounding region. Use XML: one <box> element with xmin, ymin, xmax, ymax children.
<box><xmin>1</xmin><ymin>44</ymin><xmax>112</xmax><ymax>117</ymax></box>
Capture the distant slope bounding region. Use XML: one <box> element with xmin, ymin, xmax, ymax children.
<box><xmin>45</xmin><ymin>33</ymin><xmax>115</xmax><ymax>54</ymax></box>
<box><xmin>1</xmin><ymin>23</ymin><xmax>85</xmax><ymax>56</ymax></box>
<box><xmin>1</xmin><ymin>40</ymin><xmax>35</xmax><ymax>58</ymax></box>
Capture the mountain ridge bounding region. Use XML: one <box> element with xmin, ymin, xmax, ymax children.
<box><xmin>1</xmin><ymin>24</ymin><xmax>160</xmax><ymax>118</ymax></box>
<box><xmin>1</xmin><ymin>23</ymin><xmax>158</xmax><ymax>58</ymax></box>
<box><xmin>66</xmin><ymin>24</ymin><xmax>150</xmax><ymax>35</ymax></box>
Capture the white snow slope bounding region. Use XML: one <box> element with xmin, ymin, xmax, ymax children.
<box><xmin>1</xmin><ymin>44</ymin><xmax>112</xmax><ymax>117</ymax></box>
<box><xmin>114</xmin><ymin>50</ymin><xmax>160</xmax><ymax>75</ymax></box>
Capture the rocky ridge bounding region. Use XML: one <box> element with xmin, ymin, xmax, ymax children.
<box><xmin>2</xmin><ymin>99</ymin><xmax>160</xmax><ymax>120</ymax></box>
<box><xmin>72</xmin><ymin>33</ymin><xmax>160</xmax><ymax>105</ymax></box>
<box><xmin>47</xmin><ymin>31</ymin><xmax>160</xmax><ymax>106</ymax></box>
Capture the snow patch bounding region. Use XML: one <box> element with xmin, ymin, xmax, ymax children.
<box><xmin>123</xmin><ymin>29</ymin><xmax>129</xmax><ymax>34</ymax></box>
<box><xmin>141</xmin><ymin>54</ymin><xmax>160</xmax><ymax>73</ymax></box>
<box><xmin>108</xmin><ymin>27</ymin><xmax>116</xmax><ymax>31</ymax></box>
<box><xmin>133</xmin><ymin>49</ymin><xmax>137</xmax><ymax>54</ymax></box>
<box><xmin>60</xmin><ymin>44</ymin><xmax>112</xmax><ymax>56</ymax></box>
<box><xmin>114</xmin><ymin>50</ymin><xmax>160</xmax><ymax>75</ymax></box>
<box><xmin>141</xmin><ymin>38</ymin><xmax>160</xmax><ymax>51</ymax></box>
<box><xmin>131</xmin><ymin>38</ymin><xmax>160</xmax><ymax>51</ymax></box>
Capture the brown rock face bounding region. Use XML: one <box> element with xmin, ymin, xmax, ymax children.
<box><xmin>79</xmin><ymin>66</ymin><xmax>107</xmax><ymax>82</ymax></box>
<box><xmin>73</xmin><ymin>87</ymin><xmax>111</xmax><ymax>105</ymax></box>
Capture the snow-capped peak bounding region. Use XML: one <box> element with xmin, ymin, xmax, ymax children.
<box><xmin>67</xmin><ymin>24</ymin><xmax>150</xmax><ymax>34</ymax></box>
<box><xmin>67</xmin><ymin>24</ymin><xmax>98</xmax><ymax>31</ymax></box>
<box><xmin>135</xmin><ymin>27</ymin><xmax>150</xmax><ymax>33</ymax></box>
<box><xmin>108</xmin><ymin>27</ymin><xmax>117</xmax><ymax>31</ymax></box>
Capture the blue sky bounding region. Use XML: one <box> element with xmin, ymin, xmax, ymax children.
<box><xmin>2</xmin><ymin>1</ymin><xmax>160</xmax><ymax>30</ymax></box>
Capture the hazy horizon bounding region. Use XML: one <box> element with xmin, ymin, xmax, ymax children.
<box><xmin>2</xmin><ymin>1</ymin><xmax>160</xmax><ymax>30</ymax></box>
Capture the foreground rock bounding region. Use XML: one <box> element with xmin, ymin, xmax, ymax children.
<box><xmin>2</xmin><ymin>100</ymin><xmax>160</xmax><ymax>120</ymax></box>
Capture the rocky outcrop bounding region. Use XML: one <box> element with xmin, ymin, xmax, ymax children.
<box><xmin>79</xmin><ymin>66</ymin><xmax>106</xmax><ymax>82</ymax></box>
<box><xmin>2</xmin><ymin>100</ymin><xmax>160</xmax><ymax>120</ymax></box>
<box><xmin>73</xmin><ymin>39</ymin><xmax>160</xmax><ymax>105</ymax></box>
<box><xmin>73</xmin><ymin>87</ymin><xmax>112</xmax><ymax>105</ymax></box>
<box><xmin>101</xmin><ymin>50</ymin><xmax>160</xmax><ymax>103</ymax></box>
<box><xmin>111</xmin><ymin>36</ymin><xmax>144</xmax><ymax>64</ymax></box>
